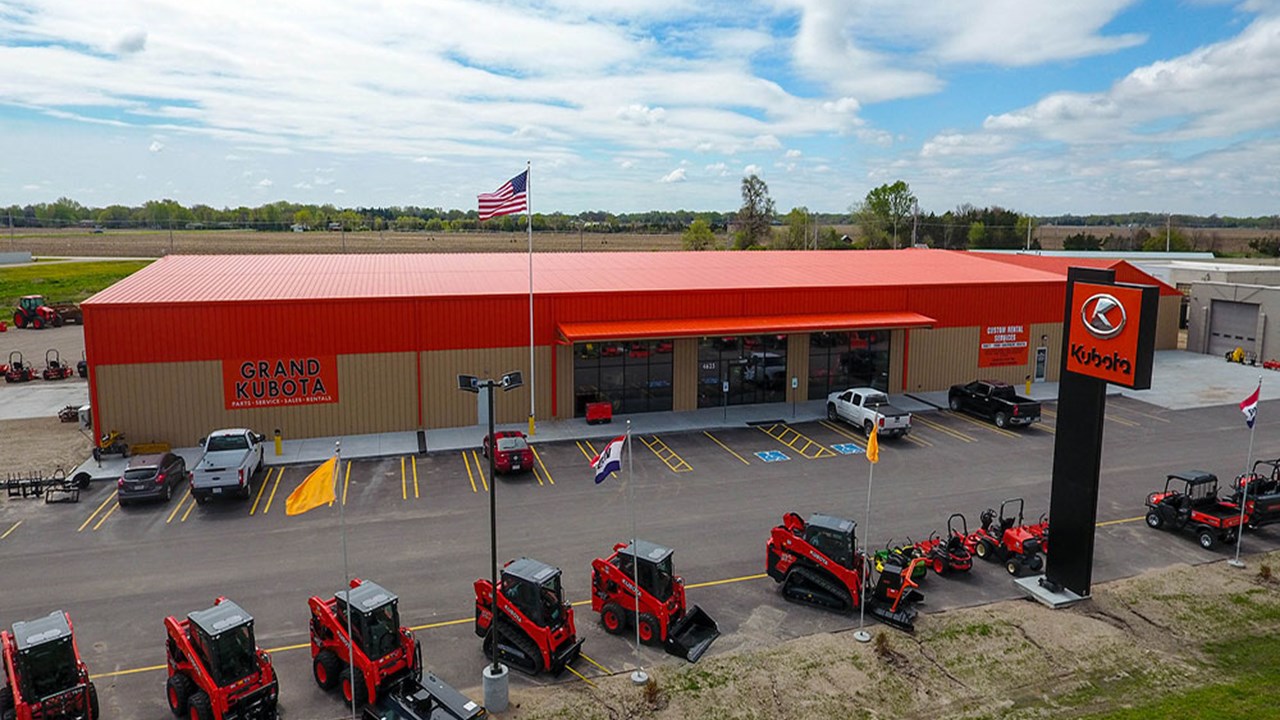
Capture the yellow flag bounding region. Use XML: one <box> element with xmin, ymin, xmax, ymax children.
<box><xmin>285</xmin><ymin>456</ymin><xmax>337</xmax><ymax>516</ymax></box>
<box><xmin>866</xmin><ymin>424</ymin><xmax>879</xmax><ymax>464</ymax></box>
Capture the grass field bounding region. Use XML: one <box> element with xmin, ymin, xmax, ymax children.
<box><xmin>0</xmin><ymin>260</ymin><xmax>152</xmax><ymax>306</ymax></box>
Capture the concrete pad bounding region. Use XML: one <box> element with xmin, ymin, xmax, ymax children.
<box><xmin>0</xmin><ymin>380</ymin><xmax>88</xmax><ymax>420</ymax></box>
<box><xmin>1117</xmin><ymin>350</ymin><xmax>1280</xmax><ymax>410</ymax></box>
<box><xmin>1014</xmin><ymin>574</ymin><xmax>1088</xmax><ymax>609</ymax></box>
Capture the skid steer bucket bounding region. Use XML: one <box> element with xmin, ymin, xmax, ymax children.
<box><xmin>664</xmin><ymin>604</ymin><xmax>720</xmax><ymax>662</ymax></box>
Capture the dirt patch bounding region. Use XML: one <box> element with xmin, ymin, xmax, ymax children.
<box><xmin>503</xmin><ymin>551</ymin><xmax>1280</xmax><ymax>719</ymax></box>
<box><xmin>0</xmin><ymin>415</ymin><xmax>93</xmax><ymax>475</ymax></box>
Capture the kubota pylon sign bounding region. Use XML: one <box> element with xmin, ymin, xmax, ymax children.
<box><xmin>223</xmin><ymin>356</ymin><xmax>339</xmax><ymax>410</ymax></box>
<box><xmin>1065</xmin><ymin>282</ymin><xmax>1157</xmax><ymax>390</ymax></box>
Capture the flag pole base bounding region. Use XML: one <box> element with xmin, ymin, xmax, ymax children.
<box><xmin>630</xmin><ymin>669</ymin><xmax>649</xmax><ymax>685</ymax></box>
<box><xmin>1228</xmin><ymin>558</ymin><xmax>1246</xmax><ymax>569</ymax></box>
<box><xmin>853</xmin><ymin>630</ymin><xmax>872</xmax><ymax>643</ymax></box>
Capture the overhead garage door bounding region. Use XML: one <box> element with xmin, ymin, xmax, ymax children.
<box><xmin>1207</xmin><ymin>300</ymin><xmax>1259</xmax><ymax>357</ymax></box>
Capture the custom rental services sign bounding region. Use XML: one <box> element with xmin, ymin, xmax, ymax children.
<box><xmin>223</xmin><ymin>357</ymin><xmax>339</xmax><ymax>410</ymax></box>
<box><xmin>978</xmin><ymin>323</ymin><xmax>1029</xmax><ymax>367</ymax></box>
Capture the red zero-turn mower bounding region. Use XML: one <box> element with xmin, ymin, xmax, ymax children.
<box><xmin>1</xmin><ymin>611</ymin><xmax>99</xmax><ymax>720</ymax></box>
<box><xmin>963</xmin><ymin>498</ymin><xmax>1047</xmax><ymax>576</ymax></box>
<box><xmin>42</xmin><ymin>349</ymin><xmax>74</xmax><ymax>381</ymax></box>
<box><xmin>1145</xmin><ymin>471</ymin><xmax>1245</xmax><ymax>549</ymax></box>
<box><xmin>590</xmin><ymin>540</ymin><xmax>720</xmax><ymax>662</ymax></box>
<box><xmin>5</xmin><ymin>351</ymin><xmax>36</xmax><ymax>383</ymax></box>
<box><xmin>766</xmin><ymin>512</ymin><xmax>926</xmax><ymax>632</ymax></box>
<box><xmin>912</xmin><ymin>513</ymin><xmax>974</xmax><ymax>576</ymax></box>
<box><xmin>163</xmin><ymin>597</ymin><xmax>279</xmax><ymax>720</ymax></box>
<box><xmin>474</xmin><ymin>558</ymin><xmax>583</xmax><ymax>675</ymax></box>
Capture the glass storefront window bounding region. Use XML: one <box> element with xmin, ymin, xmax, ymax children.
<box><xmin>574</xmin><ymin>339</ymin><xmax>674</xmax><ymax>416</ymax></box>
<box><xmin>697</xmin><ymin>334</ymin><xmax>788</xmax><ymax>408</ymax></box>
<box><xmin>808</xmin><ymin>331</ymin><xmax>890</xmax><ymax>399</ymax></box>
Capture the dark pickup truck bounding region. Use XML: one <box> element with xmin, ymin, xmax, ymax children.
<box><xmin>947</xmin><ymin>380</ymin><xmax>1041</xmax><ymax>429</ymax></box>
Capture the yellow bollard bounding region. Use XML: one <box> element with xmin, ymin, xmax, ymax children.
<box><xmin>528</xmin><ymin>414</ymin><xmax>536</xmax><ymax>437</ymax></box>
<box><xmin>1025</xmin><ymin>376</ymin><xmax>1032</xmax><ymax>396</ymax></box>
<box><xmin>273</xmin><ymin>429</ymin><xmax>283</xmax><ymax>456</ymax></box>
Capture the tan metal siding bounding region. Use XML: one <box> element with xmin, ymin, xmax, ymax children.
<box><xmin>906</xmin><ymin>327</ymin><xmax>979</xmax><ymax>393</ymax></box>
<box><xmin>786</xmin><ymin>334</ymin><xmax>809</xmax><ymax>402</ymax></box>
<box><xmin>96</xmin><ymin>353</ymin><xmax>417</xmax><ymax>446</ymax></box>
<box><xmin>1157</xmin><ymin>294</ymin><xmax>1180</xmax><ymax>350</ymax></box>
<box><xmin>555</xmin><ymin>344</ymin><xmax>575</xmax><ymax>420</ymax></box>
<box><xmin>418</xmin><ymin>346</ymin><xmax>552</xmax><ymax>430</ymax></box>
<box><xmin>673</xmin><ymin>338</ymin><xmax>698</xmax><ymax>411</ymax></box>
<box><xmin>888</xmin><ymin>330</ymin><xmax>905</xmax><ymax>392</ymax></box>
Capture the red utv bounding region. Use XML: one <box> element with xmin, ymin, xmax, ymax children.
<box><xmin>1229</xmin><ymin>459</ymin><xmax>1280</xmax><ymax>530</ymax></box>
<box><xmin>1146</xmin><ymin>471</ymin><xmax>1244</xmax><ymax>549</ymax></box>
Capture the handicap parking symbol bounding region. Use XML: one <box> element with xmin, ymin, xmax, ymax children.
<box><xmin>755</xmin><ymin>450</ymin><xmax>790</xmax><ymax>463</ymax></box>
<box><xmin>831</xmin><ymin>443</ymin><xmax>865</xmax><ymax>455</ymax></box>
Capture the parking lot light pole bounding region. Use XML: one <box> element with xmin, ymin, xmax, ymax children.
<box><xmin>459</xmin><ymin>371</ymin><xmax>523</xmax><ymax>713</ymax></box>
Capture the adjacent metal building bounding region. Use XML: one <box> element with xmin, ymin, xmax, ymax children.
<box><xmin>82</xmin><ymin>250</ymin><xmax>1177</xmax><ymax>445</ymax></box>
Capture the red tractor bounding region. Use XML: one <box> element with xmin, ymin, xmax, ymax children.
<box><xmin>163</xmin><ymin>597</ymin><xmax>279</xmax><ymax>720</ymax></box>
<box><xmin>911</xmin><ymin>513</ymin><xmax>974</xmax><ymax>576</ymax></box>
<box><xmin>963</xmin><ymin>498</ymin><xmax>1047</xmax><ymax>576</ymax></box>
<box><xmin>589</xmin><ymin>540</ymin><xmax>720</xmax><ymax>662</ymax></box>
<box><xmin>5</xmin><ymin>352</ymin><xmax>36</xmax><ymax>384</ymax></box>
<box><xmin>474</xmin><ymin>557</ymin><xmax>583</xmax><ymax>675</ymax></box>
<box><xmin>1146</xmin><ymin>471</ymin><xmax>1245</xmax><ymax>549</ymax></box>
<box><xmin>1</xmin><ymin>611</ymin><xmax>99</xmax><ymax>720</ymax></box>
<box><xmin>42</xmin><ymin>350</ymin><xmax>74</xmax><ymax>381</ymax></box>
<box><xmin>12</xmin><ymin>296</ymin><xmax>81</xmax><ymax>330</ymax></box>
<box><xmin>1230</xmin><ymin>459</ymin><xmax>1280</xmax><ymax>530</ymax></box>
<box><xmin>765</xmin><ymin>512</ymin><xmax>927</xmax><ymax>632</ymax></box>
<box><xmin>309</xmin><ymin>578</ymin><xmax>421</xmax><ymax>708</ymax></box>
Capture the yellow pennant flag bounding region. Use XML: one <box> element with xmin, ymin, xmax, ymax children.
<box><xmin>866</xmin><ymin>424</ymin><xmax>879</xmax><ymax>464</ymax></box>
<box><xmin>285</xmin><ymin>456</ymin><xmax>337</xmax><ymax>516</ymax></box>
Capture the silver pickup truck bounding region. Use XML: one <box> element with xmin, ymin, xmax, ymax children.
<box><xmin>191</xmin><ymin>428</ymin><xmax>266</xmax><ymax>503</ymax></box>
<box><xmin>826</xmin><ymin>387</ymin><xmax>912</xmax><ymax>438</ymax></box>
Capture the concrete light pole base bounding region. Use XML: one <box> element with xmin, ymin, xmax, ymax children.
<box><xmin>630</xmin><ymin>669</ymin><xmax>649</xmax><ymax>685</ymax></box>
<box><xmin>853</xmin><ymin>630</ymin><xmax>872</xmax><ymax>643</ymax></box>
<box><xmin>483</xmin><ymin>663</ymin><xmax>509</xmax><ymax>713</ymax></box>
<box><xmin>1228</xmin><ymin>558</ymin><xmax>1246</xmax><ymax>569</ymax></box>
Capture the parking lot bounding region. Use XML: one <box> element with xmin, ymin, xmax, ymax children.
<box><xmin>2</xmin><ymin>394</ymin><xmax>1278</xmax><ymax>719</ymax></box>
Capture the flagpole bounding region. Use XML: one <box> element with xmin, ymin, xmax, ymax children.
<box><xmin>527</xmin><ymin>160</ymin><xmax>536</xmax><ymax>437</ymax></box>
<box><xmin>853</xmin><ymin>453</ymin><xmax>873</xmax><ymax>643</ymax></box>
<box><xmin>336</xmin><ymin>440</ymin><xmax>355</xmax><ymax>720</ymax></box>
<box><xmin>1229</xmin><ymin>377</ymin><xmax>1261</xmax><ymax>569</ymax></box>
<box><xmin>626</xmin><ymin>421</ymin><xmax>648</xmax><ymax>685</ymax></box>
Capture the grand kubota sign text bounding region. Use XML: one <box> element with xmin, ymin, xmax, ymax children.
<box><xmin>223</xmin><ymin>357</ymin><xmax>339</xmax><ymax>410</ymax></box>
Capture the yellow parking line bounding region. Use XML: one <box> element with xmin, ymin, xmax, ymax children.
<box><xmin>1097</xmin><ymin>515</ymin><xmax>1145</xmax><ymax>527</ymax></box>
<box><xmin>262</xmin><ymin>469</ymin><xmax>284</xmax><ymax>514</ymax></box>
<box><xmin>818</xmin><ymin>420</ymin><xmax>867</xmax><ymax>448</ymax></box>
<box><xmin>249</xmin><ymin>468</ymin><xmax>274</xmax><ymax>515</ymax></box>
<box><xmin>342</xmin><ymin>460</ymin><xmax>351</xmax><ymax>505</ymax></box>
<box><xmin>92</xmin><ymin>502</ymin><xmax>119</xmax><ymax>531</ymax></box>
<box><xmin>462</xmin><ymin>452</ymin><xmax>478</xmax><ymax>493</ymax></box>
<box><xmin>412</xmin><ymin>457</ymin><xmax>420</xmax><ymax>499</ymax></box>
<box><xmin>90</xmin><ymin>663</ymin><xmax>168</xmax><ymax>680</ymax></box>
<box><xmin>78</xmin><ymin>493</ymin><xmax>116</xmax><ymax>532</ymax></box>
<box><xmin>471</xmin><ymin>451</ymin><xmax>489</xmax><ymax>493</ymax></box>
<box><xmin>1041</xmin><ymin>408</ymin><xmax>1057</xmax><ymax>418</ymax></box>
<box><xmin>580</xmin><ymin>653</ymin><xmax>612</xmax><ymax>674</ymax></box>
<box><xmin>1030</xmin><ymin>423</ymin><xmax>1056</xmax><ymax>435</ymax></box>
<box><xmin>565</xmin><ymin>665</ymin><xmax>596</xmax><ymax>687</ymax></box>
<box><xmin>1106</xmin><ymin>413</ymin><xmax>1141</xmax><ymax>428</ymax></box>
<box><xmin>1</xmin><ymin>521</ymin><xmax>21</xmax><ymax>540</ymax></box>
<box><xmin>703</xmin><ymin>431</ymin><xmax>750</xmax><ymax>464</ymax></box>
<box><xmin>180</xmin><ymin>496</ymin><xmax>196</xmax><ymax>522</ymax></box>
<box><xmin>944</xmin><ymin>411</ymin><xmax>1021</xmax><ymax>438</ymax></box>
<box><xmin>166</xmin><ymin>489</ymin><xmax>191</xmax><ymax>524</ymax></box>
<box><xmin>409</xmin><ymin>617</ymin><xmax>472</xmax><ymax>632</ymax></box>
<box><xmin>532</xmin><ymin>446</ymin><xmax>555</xmax><ymax>484</ymax></box>
<box><xmin>640</xmin><ymin>435</ymin><xmax>693</xmax><ymax>473</ymax></box>
<box><xmin>532</xmin><ymin>465</ymin><xmax>545</xmax><ymax>486</ymax></box>
<box><xmin>913</xmin><ymin>415</ymin><xmax>977</xmax><ymax>443</ymax></box>
<box><xmin>401</xmin><ymin>457</ymin><xmax>407</xmax><ymax>501</ymax></box>
<box><xmin>686</xmin><ymin>572</ymin><xmax>769</xmax><ymax>590</ymax></box>
<box><xmin>574</xmin><ymin>440</ymin><xmax>594</xmax><ymax>461</ymax></box>
<box><xmin>758</xmin><ymin>424</ymin><xmax>836</xmax><ymax>459</ymax></box>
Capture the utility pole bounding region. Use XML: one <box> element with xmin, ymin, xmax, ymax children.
<box><xmin>1166</xmin><ymin>214</ymin><xmax>1171</xmax><ymax>252</ymax></box>
<box><xmin>911</xmin><ymin>200</ymin><xmax>919</xmax><ymax>247</ymax></box>
<box><xmin>1026</xmin><ymin>215</ymin><xmax>1032</xmax><ymax>251</ymax></box>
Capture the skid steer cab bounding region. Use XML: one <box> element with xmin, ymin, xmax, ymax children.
<box><xmin>590</xmin><ymin>540</ymin><xmax>720</xmax><ymax>662</ymax></box>
<box><xmin>474</xmin><ymin>558</ymin><xmax>583</xmax><ymax>675</ymax></box>
<box><xmin>1</xmin><ymin>611</ymin><xmax>99</xmax><ymax>720</ymax></box>
<box><xmin>309</xmin><ymin>579</ymin><xmax>417</xmax><ymax>708</ymax></box>
<box><xmin>765</xmin><ymin>512</ymin><xmax>925</xmax><ymax>632</ymax></box>
<box><xmin>163</xmin><ymin>597</ymin><xmax>278</xmax><ymax>720</ymax></box>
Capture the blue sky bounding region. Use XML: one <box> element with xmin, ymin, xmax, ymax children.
<box><xmin>1</xmin><ymin>0</ymin><xmax>1278</xmax><ymax>216</ymax></box>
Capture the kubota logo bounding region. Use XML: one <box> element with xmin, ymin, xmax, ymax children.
<box><xmin>1081</xmin><ymin>293</ymin><xmax>1126</xmax><ymax>339</ymax></box>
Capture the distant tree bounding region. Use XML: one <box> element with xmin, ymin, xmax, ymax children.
<box><xmin>855</xmin><ymin>181</ymin><xmax>916</xmax><ymax>249</ymax></box>
<box><xmin>734</xmin><ymin>175</ymin><xmax>774</xmax><ymax>249</ymax></box>
<box><xmin>293</xmin><ymin>208</ymin><xmax>315</xmax><ymax>228</ymax></box>
<box><xmin>782</xmin><ymin>207</ymin><xmax>810</xmax><ymax>249</ymax></box>
<box><xmin>967</xmin><ymin>221</ymin><xmax>987</xmax><ymax>247</ymax></box>
<box><xmin>1062</xmin><ymin>232</ymin><xmax>1102</xmax><ymax>251</ymax></box>
<box><xmin>682</xmin><ymin>219</ymin><xmax>717</xmax><ymax>250</ymax></box>
<box><xmin>1249</xmin><ymin>236</ymin><xmax>1280</xmax><ymax>257</ymax></box>
<box><xmin>1141</xmin><ymin>226</ymin><xmax>1190</xmax><ymax>252</ymax></box>
<box><xmin>1015</xmin><ymin>215</ymin><xmax>1036</xmax><ymax>249</ymax></box>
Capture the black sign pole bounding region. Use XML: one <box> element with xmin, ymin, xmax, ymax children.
<box><xmin>1044</xmin><ymin>267</ymin><xmax>1114</xmax><ymax>597</ymax></box>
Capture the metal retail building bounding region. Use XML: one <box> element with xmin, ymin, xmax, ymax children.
<box><xmin>81</xmin><ymin>250</ymin><xmax>1179</xmax><ymax>444</ymax></box>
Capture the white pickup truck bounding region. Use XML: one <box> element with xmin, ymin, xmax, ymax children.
<box><xmin>190</xmin><ymin>428</ymin><xmax>266</xmax><ymax>503</ymax></box>
<box><xmin>826</xmin><ymin>387</ymin><xmax>912</xmax><ymax>438</ymax></box>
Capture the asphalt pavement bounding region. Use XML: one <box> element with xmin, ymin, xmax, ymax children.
<box><xmin>2</xmin><ymin>393</ymin><xmax>1277</xmax><ymax>719</ymax></box>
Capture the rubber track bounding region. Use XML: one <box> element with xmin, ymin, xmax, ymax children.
<box><xmin>782</xmin><ymin>565</ymin><xmax>852</xmax><ymax>612</ymax></box>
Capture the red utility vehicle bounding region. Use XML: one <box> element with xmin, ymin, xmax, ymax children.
<box><xmin>963</xmin><ymin>498</ymin><xmax>1047</xmax><ymax>576</ymax></box>
<box><xmin>474</xmin><ymin>558</ymin><xmax>583</xmax><ymax>675</ymax></box>
<box><xmin>1146</xmin><ymin>471</ymin><xmax>1244</xmax><ymax>549</ymax></box>
<box><xmin>765</xmin><ymin>512</ymin><xmax>926</xmax><ymax>632</ymax></box>
<box><xmin>42</xmin><ymin>350</ymin><xmax>75</xmax><ymax>381</ymax></box>
<box><xmin>308</xmin><ymin>579</ymin><xmax>421</xmax><ymax>709</ymax></box>
<box><xmin>590</xmin><ymin>540</ymin><xmax>720</xmax><ymax>662</ymax></box>
<box><xmin>912</xmin><ymin>514</ymin><xmax>974</xmax><ymax>576</ymax></box>
<box><xmin>163</xmin><ymin>597</ymin><xmax>279</xmax><ymax>720</ymax></box>
<box><xmin>1230</xmin><ymin>459</ymin><xmax>1280</xmax><ymax>529</ymax></box>
<box><xmin>1</xmin><ymin>611</ymin><xmax>99</xmax><ymax>720</ymax></box>
<box><xmin>481</xmin><ymin>431</ymin><xmax>533</xmax><ymax>474</ymax></box>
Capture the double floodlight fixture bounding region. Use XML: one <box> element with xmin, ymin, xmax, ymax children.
<box><xmin>457</xmin><ymin>372</ymin><xmax>524</xmax><ymax>393</ymax></box>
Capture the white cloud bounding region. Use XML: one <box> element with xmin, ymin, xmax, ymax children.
<box><xmin>785</xmin><ymin>149</ymin><xmax>802</xmax><ymax>158</ymax></box>
<box><xmin>112</xmin><ymin>28</ymin><xmax>147</xmax><ymax>55</ymax></box>
<box><xmin>617</xmin><ymin>158</ymin><xmax>634</xmax><ymax>169</ymax></box>
<box><xmin>256</xmin><ymin>178</ymin><xmax>273</xmax><ymax>187</ymax></box>
<box><xmin>752</xmin><ymin>134</ymin><xmax>782</xmax><ymax>149</ymax></box>
<box><xmin>333</xmin><ymin>188</ymin><xmax>345</xmax><ymax>194</ymax></box>
<box><xmin>412</xmin><ymin>156</ymin><xmax>434</xmax><ymax>163</ymax></box>
<box><xmin>743</xmin><ymin>163</ymin><xmax>762</xmax><ymax>176</ymax></box>
<box><xmin>148</xmin><ymin>140</ymin><xmax>164</xmax><ymax>153</ymax></box>
<box><xmin>22</xmin><ymin>183</ymin><xmax>42</xmax><ymax>190</ymax></box>
<box><xmin>660</xmin><ymin>168</ymin><xmax>686</xmax><ymax>183</ymax></box>
<box><xmin>293</xmin><ymin>181</ymin><xmax>312</xmax><ymax>189</ymax></box>
<box><xmin>617</xmin><ymin>104</ymin><xmax>667</xmax><ymax>126</ymax></box>
<box><xmin>705</xmin><ymin>161</ymin><xmax>728</xmax><ymax>176</ymax></box>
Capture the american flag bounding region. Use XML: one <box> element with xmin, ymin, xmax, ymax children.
<box><xmin>477</xmin><ymin>170</ymin><xmax>528</xmax><ymax>221</ymax></box>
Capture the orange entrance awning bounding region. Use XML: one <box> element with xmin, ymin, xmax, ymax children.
<box><xmin>557</xmin><ymin>311</ymin><xmax>936</xmax><ymax>344</ymax></box>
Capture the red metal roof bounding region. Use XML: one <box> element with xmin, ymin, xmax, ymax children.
<box><xmin>83</xmin><ymin>249</ymin><xmax>1067</xmax><ymax>306</ymax></box>
<box><xmin>974</xmin><ymin>253</ymin><xmax>1180</xmax><ymax>296</ymax></box>
<box><xmin>557</xmin><ymin>311</ymin><xmax>936</xmax><ymax>343</ymax></box>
